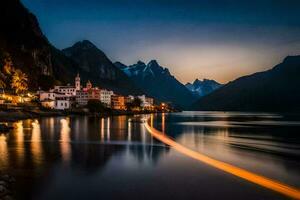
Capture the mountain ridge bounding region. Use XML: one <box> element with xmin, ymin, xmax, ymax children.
<box><xmin>62</xmin><ymin>40</ymin><xmax>143</xmax><ymax>95</ymax></box>
<box><xmin>116</xmin><ymin>60</ymin><xmax>196</xmax><ymax>109</ymax></box>
<box><xmin>191</xmin><ymin>55</ymin><xmax>300</xmax><ymax>111</ymax></box>
<box><xmin>0</xmin><ymin>0</ymin><xmax>142</xmax><ymax>95</ymax></box>
<box><xmin>185</xmin><ymin>78</ymin><xmax>223</xmax><ymax>97</ymax></box>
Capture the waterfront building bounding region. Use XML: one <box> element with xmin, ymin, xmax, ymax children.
<box><xmin>111</xmin><ymin>95</ymin><xmax>126</xmax><ymax>110</ymax></box>
<box><xmin>76</xmin><ymin>90</ymin><xmax>88</xmax><ymax>106</ymax></box>
<box><xmin>75</xmin><ymin>79</ymin><xmax>102</xmax><ymax>106</ymax></box>
<box><xmin>53</xmin><ymin>85</ymin><xmax>76</xmax><ymax>96</ymax></box>
<box><xmin>87</xmin><ymin>87</ymin><xmax>101</xmax><ymax>100</ymax></box>
<box><xmin>137</xmin><ymin>95</ymin><xmax>154</xmax><ymax>108</ymax></box>
<box><xmin>126</xmin><ymin>95</ymin><xmax>134</xmax><ymax>102</ymax></box>
<box><xmin>39</xmin><ymin>91</ymin><xmax>56</xmax><ymax>101</ymax></box>
<box><xmin>39</xmin><ymin>90</ymin><xmax>75</xmax><ymax>110</ymax></box>
<box><xmin>100</xmin><ymin>89</ymin><xmax>114</xmax><ymax>107</ymax></box>
<box><xmin>39</xmin><ymin>76</ymin><xmax>77</xmax><ymax>110</ymax></box>
<box><xmin>38</xmin><ymin>73</ymin><xmax>155</xmax><ymax>110</ymax></box>
<box><xmin>55</xmin><ymin>95</ymin><xmax>75</xmax><ymax>110</ymax></box>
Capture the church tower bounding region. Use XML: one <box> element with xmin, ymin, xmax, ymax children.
<box><xmin>86</xmin><ymin>80</ymin><xmax>92</xmax><ymax>90</ymax></box>
<box><xmin>75</xmin><ymin>73</ymin><xmax>81</xmax><ymax>90</ymax></box>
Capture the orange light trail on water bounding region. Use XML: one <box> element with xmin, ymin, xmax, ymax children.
<box><xmin>145</xmin><ymin>120</ymin><xmax>300</xmax><ymax>199</ymax></box>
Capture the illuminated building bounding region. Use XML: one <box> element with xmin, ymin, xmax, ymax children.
<box><xmin>111</xmin><ymin>95</ymin><xmax>126</xmax><ymax>110</ymax></box>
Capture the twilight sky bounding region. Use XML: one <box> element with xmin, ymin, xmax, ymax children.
<box><xmin>21</xmin><ymin>0</ymin><xmax>300</xmax><ymax>84</ymax></box>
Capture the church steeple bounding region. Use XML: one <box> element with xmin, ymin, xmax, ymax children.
<box><xmin>75</xmin><ymin>73</ymin><xmax>81</xmax><ymax>90</ymax></box>
<box><xmin>86</xmin><ymin>80</ymin><xmax>92</xmax><ymax>90</ymax></box>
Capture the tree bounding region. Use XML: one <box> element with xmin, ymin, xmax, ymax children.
<box><xmin>126</xmin><ymin>97</ymin><xmax>142</xmax><ymax>111</ymax></box>
<box><xmin>11</xmin><ymin>69</ymin><xmax>28</xmax><ymax>94</ymax></box>
<box><xmin>0</xmin><ymin>57</ymin><xmax>13</xmax><ymax>88</ymax></box>
<box><xmin>87</xmin><ymin>99</ymin><xmax>106</xmax><ymax>113</ymax></box>
<box><xmin>3</xmin><ymin>57</ymin><xmax>13</xmax><ymax>76</ymax></box>
<box><xmin>0</xmin><ymin>72</ymin><xmax>6</xmax><ymax>88</ymax></box>
<box><xmin>132</xmin><ymin>97</ymin><xmax>142</xmax><ymax>107</ymax></box>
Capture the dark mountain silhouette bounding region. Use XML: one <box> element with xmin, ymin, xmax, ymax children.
<box><xmin>0</xmin><ymin>0</ymin><xmax>57</xmax><ymax>88</ymax></box>
<box><xmin>191</xmin><ymin>56</ymin><xmax>300</xmax><ymax>112</ymax></box>
<box><xmin>115</xmin><ymin>60</ymin><xmax>196</xmax><ymax>108</ymax></box>
<box><xmin>62</xmin><ymin>40</ymin><xmax>142</xmax><ymax>94</ymax></box>
<box><xmin>0</xmin><ymin>0</ymin><xmax>142</xmax><ymax>94</ymax></box>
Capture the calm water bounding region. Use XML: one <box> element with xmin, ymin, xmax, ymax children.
<box><xmin>1</xmin><ymin>112</ymin><xmax>300</xmax><ymax>200</ymax></box>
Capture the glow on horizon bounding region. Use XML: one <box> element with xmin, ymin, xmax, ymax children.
<box><xmin>21</xmin><ymin>0</ymin><xmax>300</xmax><ymax>84</ymax></box>
<box><xmin>124</xmin><ymin>43</ymin><xmax>295</xmax><ymax>84</ymax></box>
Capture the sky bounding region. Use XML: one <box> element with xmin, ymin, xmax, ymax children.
<box><xmin>21</xmin><ymin>0</ymin><xmax>300</xmax><ymax>84</ymax></box>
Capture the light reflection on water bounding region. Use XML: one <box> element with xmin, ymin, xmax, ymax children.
<box><xmin>15</xmin><ymin>121</ymin><xmax>25</xmax><ymax>167</ymax></box>
<box><xmin>31</xmin><ymin>120</ymin><xmax>43</xmax><ymax>166</ymax></box>
<box><xmin>0</xmin><ymin>112</ymin><xmax>299</xmax><ymax>200</ymax></box>
<box><xmin>60</xmin><ymin>118</ymin><xmax>71</xmax><ymax>163</ymax></box>
<box><xmin>0</xmin><ymin>134</ymin><xmax>8</xmax><ymax>169</ymax></box>
<box><xmin>154</xmin><ymin>111</ymin><xmax>300</xmax><ymax>188</ymax></box>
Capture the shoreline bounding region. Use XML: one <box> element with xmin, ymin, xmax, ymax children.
<box><xmin>0</xmin><ymin>109</ymin><xmax>170</xmax><ymax>123</ymax></box>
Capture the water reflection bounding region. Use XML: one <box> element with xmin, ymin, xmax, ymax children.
<box><xmin>153</xmin><ymin>111</ymin><xmax>300</xmax><ymax>188</ymax></box>
<box><xmin>31</xmin><ymin>119</ymin><xmax>43</xmax><ymax>166</ymax></box>
<box><xmin>162</xmin><ymin>112</ymin><xmax>165</xmax><ymax>133</ymax></box>
<box><xmin>107</xmin><ymin>117</ymin><xmax>110</xmax><ymax>141</ymax></box>
<box><xmin>101</xmin><ymin>118</ymin><xmax>105</xmax><ymax>141</ymax></box>
<box><xmin>47</xmin><ymin>118</ymin><xmax>55</xmax><ymax>140</ymax></box>
<box><xmin>15</xmin><ymin>121</ymin><xmax>24</xmax><ymax>166</ymax></box>
<box><xmin>0</xmin><ymin>134</ymin><xmax>8</xmax><ymax>170</ymax></box>
<box><xmin>1</xmin><ymin>112</ymin><xmax>299</xmax><ymax>200</ymax></box>
<box><xmin>100</xmin><ymin>117</ymin><xmax>114</xmax><ymax>141</ymax></box>
<box><xmin>146</xmin><ymin>118</ymin><xmax>300</xmax><ymax>199</ymax></box>
<box><xmin>127</xmin><ymin>121</ymin><xmax>132</xmax><ymax>142</ymax></box>
<box><xmin>60</xmin><ymin>118</ymin><xmax>71</xmax><ymax>163</ymax></box>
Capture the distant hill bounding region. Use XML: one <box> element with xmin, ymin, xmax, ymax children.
<box><xmin>191</xmin><ymin>56</ymin><xmax>300</xmax><ymax>112</ymax></box>
<box><xmin>62</xmin><ymin>40</ymin><xmax>143</xmax><ymax>95</ymax></box>
<box><xmin>185</xmin><ymin>79</ymin><xmax>223</xmax><ymax>97</ymax></box>
<box><xmin>115</xmin><ymin>60</ymin><xmax>196</xmax><ymax>109</ymax></box>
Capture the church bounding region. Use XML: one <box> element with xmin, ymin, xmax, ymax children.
<box><xmin>39</xmin><ymin>74</ymin><xmax>114</xmax><ymax>109</ymax></box>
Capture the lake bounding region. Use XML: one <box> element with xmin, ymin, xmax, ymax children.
<box><xmin>1</xmin><ymin>111</ymin><xmax>300</xmax><ymax>200</ymax></box>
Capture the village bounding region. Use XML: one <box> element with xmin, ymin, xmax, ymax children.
<box><xmin>38</xmin><ymin>73</ymin><xmax>155</xmax><ymax>111</ymax></box>
<box><xmin>0</xmin><ymin>72</ymin><xmax>171</xmax><ymax>121</ymax></box>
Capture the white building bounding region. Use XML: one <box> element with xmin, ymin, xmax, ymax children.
<box><xmin>39</xmin><ymin>73</ymin><xmax>117</xmax><ymax>110</ymax></box>
<box><xmin>76</xmin><ymin>90</ymin><xmax>89</xmax><ymax>106</ymax></box>
<box><xmin>53</xmin><ymin>85</ymin><xmax>76</xmax><ymax>96</ymax></box>
<box><xmin>39</xmin><ymin>90</ymin><xmax>76</xmax><ymax>110</ymax></box>
<box><xmin>55</xmin><ymin>96</ymin><xmax>75</xmax><ymax>110</ymax></box>
<box><xmin>100</xmin><ymin>89</ymin><xmax>114</xmax><ymax>107</ymax></box>
<box><xmin>127</xmin><ymin>95</ymin><xmax>134</xmax><ymax>101</ymax></box>
<box><xmin>39</xmin><ymin>91</ymin><xmax>56</xmax><ymax>101</ymax></box>
<box><xmin>55</xmin><ymin>99</ymin><xmax>70</xmax><ymax>110</ymax></box>
<box><xmin>138</xmin><ymin>95</ymin><xmax>154</xmax><ymax>108</ymax></box>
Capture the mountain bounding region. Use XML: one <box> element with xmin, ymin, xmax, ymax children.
<box><xmin>0</xmin><ymin>0</ymin><xmax>142</xmax><ymax>94</ymax></box>
<box><xmin>185</xmin><ymin>79</ymin><xmax>222</xmax><ymax>97</ymax></box>
<box><xmin>62</xmin><ymin>40</ymin><xmax>142</xmax><ymax>95</ymax></box>
<box><xmin>191</xmin><ymin>56</ymin><xmax>300</xmax><ymax>112</ymax></box>
<box><xmin>0</xmin><ymin>0</ymin><xmax>54</xmax><ymax>88</ymax></box>
<box><xmin>0</xmin><ymin>0</ymin><xmax>92</xmax><ymax>90</ymax></box>
<box><xmin>115</xmin><ymin>60</ymin><xmax>196</xmax><ymax>108</ymax></box>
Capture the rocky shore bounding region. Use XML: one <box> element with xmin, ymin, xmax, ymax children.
<box><xmin>0</xmin><ymin>173</ymin><xmax>15</xmax><ymax>200</ymax></box>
